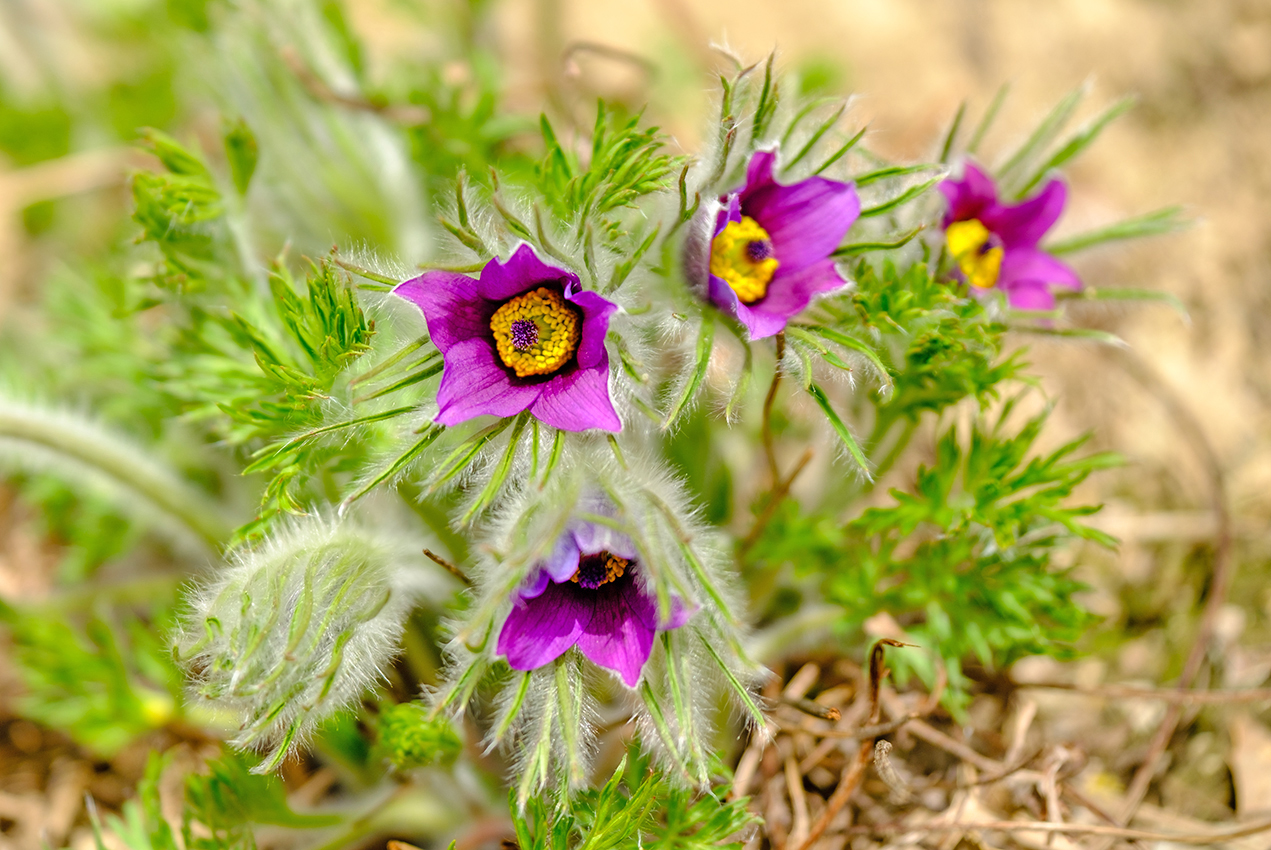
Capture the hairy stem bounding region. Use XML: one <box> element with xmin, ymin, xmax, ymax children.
<box><xmin>0</xmin><ymin>402</ymin><xmax>231</xmax><ymax>550</ymax></box>
<box><xmin>761</xmin><ymin>333</ymin><xmax>785</xmax><ymax>485</ymax></box>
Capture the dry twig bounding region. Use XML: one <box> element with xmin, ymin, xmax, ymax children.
<box><xmin>793</xmin><ymin>639</ymin><xmax>907</xmax><ymax>850</ymax></box>
<box><xmin>423</xmin><ymin>549</ymin><xmax>472</xmax><ymax>586</ymax></box>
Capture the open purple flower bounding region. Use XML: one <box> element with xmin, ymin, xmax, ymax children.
<box><xmin>496</xmin><ymin>516</ymin><xmax>691</xmax><ymax>687</ymax></box>
<box><xmin>700</xmin><ymin>150</ymin><xmax>860</xmax><ymax>339</ymax></box>
<box><xmin>939</xmin><ymin>161</ymin><xmax>1082</xmax><ymax>311</ymax></box>
<box><xmin>394</xmin><ymin>244</ymin><xmax>621</xmax><ymax>432</ymax></box>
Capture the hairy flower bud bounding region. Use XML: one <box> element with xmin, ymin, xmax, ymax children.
<box><xmin>174</xmin><ymin>517</ymin><xmax>418</xmax><ymax>771</ymax></box>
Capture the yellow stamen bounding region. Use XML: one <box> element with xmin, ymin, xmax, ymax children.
<box><xmin>489</xmin><ymin>287</ymin><xmax>581</xmax><ymax>378</ymax></box>
<box><xmin>946</xmin><ymin>218</ymin><xmax>1004</xmax><ymax>290</ymax></box>
<box><xmin>570</xmin><ymin>553</ymin><xmax>629</xmax><ymax>588</ymax></box>
<box><xmin>710</xmin><ymin>216</ymin><xmax>780</xmax><ymax>304</ymax></box>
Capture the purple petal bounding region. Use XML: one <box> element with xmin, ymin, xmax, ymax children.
<box><xmin>999</xmin><ymin>248</ymin><xmax>1082</xmax><ymax>291</ymax></box>
<box><xmin>706</xmin><ymin>271</ymin><xmax>787</xmax><ymax>340</ymax></box>
<box><xmin>757</xmin><ymin>258</ymin><xmax>846</xmax><ymax>318</ymax></box>
<box><xmin>744</xmin><ymin>149</ymin><xmax>779</xmax><ymax>190</ymax></box>
<box><xmin>712</xmin><ymin>193</ymin><xmax>743</xmax><ymax>239</ymax></box>
<box><xmin>623</xmin><ymin>575</ymin><xmax>696</xmax><ymax>631</ymax></box>
<box><xmin>706</xmin><ymin>270</ymin><xmax>744</xmax><ymax>318</ymax></box>
<box><xmin>564</xmin><ymin>285</ymin><xmax>619</xmax><ymax>370</ymax></box>
<box><xmin>477</xmin><ymin>243</ymin><xmax>579</xmax><ymax>302</ymax></box>
<box><xmin>575</xmin><ymin>582</ymin><xmax>656</xmax><ymax>687</ymax></box>
<box><xmin>661</xmin><ymin>595</ymin><xmax>695</xmax><ymax>630</ymax></box>
<box><xmin>982</xmin><ymin>179</ymin><xmax>1067</xmax><ymax>250</ymax></box>
<box><xmin>529</xmin><ymin>363</ymin><xmax>621</xmax><ymax>432</ymax></box>
<box><xmin>939</xmin><ymin>161</ymin><xmax>998</xmax><ymax>226</ymax></box>
<box><xmin>435</xmin><ymin>338</ymin><xmax>541</xmax><ymax>425</ymax></box>
<box><xmin>520</xmin><ymin>569</ymin><xmax>551</xmax><ymax>599</ymax></box>
<box><xmin>531</xmin><ymin>531</ymin><xmax>582</xmax><ymax>590</ymax></box>
<box><xmin>740</xmin><ymin>156</ymin><xmax>860</xmax><ymax>271</ymax></box>
<box><xmin>497</xmin><ymin>582</ymin><xmax>592</xmax><ymax>671</ymax></box>
<box><xmin>715</xmin><ymin>257</ymin><xmax>845</xmax><ymax>340</ymax></box>
<box><xmin>1002</xmin><ymin>280</ymin><xmax>1057</xmax><ymax>311</ymax></box>
<box><xmin>394</xmin><ymin>271</ymin><xmax>492</xmax><ymax>353</ymax></box>
<box><xmin>570</xmin><ymin>520</ymin><xmax>637</xmax><ymax>561</ymax></box>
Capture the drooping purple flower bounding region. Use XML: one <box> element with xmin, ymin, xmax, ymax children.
<box><xmin>939</xmin><ymin>161</ymin><xmax>1082</xmax><ymax>311</ymax></box>
<box><xmin>496</xmin><ymin>516</ymin><xmax>691</xmax><ymax>687</ymax></box>
<box><xmin>698</xmin><ymin>150</ymin><xmax>861</xmax><ymax>339</ymax></box>
<box><xmin>394</xmin><ymin>244</ymin><xmax>621</xmax><ymax>432</ymax></box>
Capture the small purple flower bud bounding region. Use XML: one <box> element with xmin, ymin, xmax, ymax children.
<box><xmin>745</xmin><ymin>239</ymin><xmax>774</xmax><ymax>262</ymax></box>
<box><xmin>509</xmin><ymin>319</ymin><xmax>540</xmax><ymax>351</ymax></box>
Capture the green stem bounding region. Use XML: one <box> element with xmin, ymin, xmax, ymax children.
<box><xmin>870</xmin><ymin>417</ymin><xmax>917</xmax><ymax>483</ymax></box>
<box><xmin>760</xmin><ymin>334</ymin><xmax>785</xmax><ymax>484</ymax></box>
<box><xmin>0</xmin><ymin>403</ymin><xmax>231</xmax><ymax>550</ymax></box>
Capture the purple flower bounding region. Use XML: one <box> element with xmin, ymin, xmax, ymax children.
<box><xmin>496</xmin><ymin>517</ymin><xmax>691</xmax><ymax>687</ymax></box>
<box><xmin>394</xmin><ymin>245</ymin><xmax>621</xmax><ymax>432</ymax></box>
<box><xmin>939</xmin><ymin>162</ymin><xmax>1082</xmax><ymax>311</ymax></box>
<box><xmin>701</xmin><ymin>150</ymin><xmax>860</xmax><ymax>339</ymax></box>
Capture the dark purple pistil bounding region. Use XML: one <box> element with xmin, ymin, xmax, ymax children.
<box><xmin>745</xmin><ymin>239</ymin><xmax>774</xmax><ymax>262</ymax></box>
<box><xmin>575</xmin><ymin>554</ymin><xmax>609</xmax><ymax>590</ymax></box>
<box><xmin>977</xmin><ymin>231</ymin><xmax>1004</xmax><ymax>256</ymax></box>
<box><xmin>509</xmin><ymin>319</ymin><xmax>539</xmax><ymax>350</ymax></box>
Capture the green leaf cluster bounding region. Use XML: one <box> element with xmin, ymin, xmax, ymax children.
<box><xmin>0</xmin><ymin>599</ymin><xmax>181</xmax><ymax>756</ymax></box>
<box><xmin>511</xmin><ymin>753</ymin><xmax>756</xmax><ymax>850</ymax></box>
<box><xmin>845</xmin><ymin>259</ymin><xmax>1022</xmax><ymax>422</ymax></box>
<box><xmin>89</xmin><ymin>751</ymin><xmax>339</xmax><ymax>850</ymax></box>
<box><xmin>182</xmin><ymin>259</ymin><xmax>374</xmax><ymax>445</ymax></box>
<box><xmin>131</xmin><ymin>129</ymin><xmax>230</xmax><ymax>286</ymax></box>
<box><xmin>537</xmin><ymin>103</ymin><xmax>684</xmax><ymax>242</ymax></box>
<box><xmin>828</xmin><ymin>402</ymin><xmax>1119</xmax><ymax>709</ymax></box>
<box><xmin>372</xmin><ymin>701</ymin><xmax>462</xmax><ymax>771</ymax></box>
<box><xmin>402</xmin><ymin>55</ymin><xmax>536</xmax><ymax>188</ymax></box>
<box><xmin>183</xmin><ymin>752</ymin><xmax>341</xmax><ymax>849</ymax></box>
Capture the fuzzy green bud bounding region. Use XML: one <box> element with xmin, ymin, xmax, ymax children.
<box><xmin>375</xmin><ymin>702</ymin><xmax>462</xmax><ymax>771</ymax></box>
<box><xmin>174</xmin><ymin>517</ymin><xmax>418</xmax><ymax>772</ymax></box>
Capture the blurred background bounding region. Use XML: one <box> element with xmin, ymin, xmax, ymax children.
<box><xmin>2</xmin><ymin>0</ymin><xmax>1270</xmax><ymax>843</ymax></box>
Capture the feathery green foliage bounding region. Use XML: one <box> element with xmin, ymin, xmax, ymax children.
<box><xmin>537</xmin><ymin>103</ymin><xmax>685</xmax><ymax>242</ymax></box>
<box><xmin>89</xmin><ymin>751</ymin><xmax>339</xmax><ymax>850</ymax></box>
<box><xmin>511</xmin><ymin>753</ymin><xmax>757</xmax><ymax>850</ymax></box>
<box><xmin>0</xmin><ymin>599</ymin><xmax>181</xmax><ymax>755</ymax></box>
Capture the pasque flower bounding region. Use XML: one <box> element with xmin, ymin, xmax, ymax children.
<box><xmin>700</xmin><ymin>150</ymin><xmax>860</xmax><ymax>339</ymax></box>
<box><xmin>496</xmin><ymin>513</ymin><xmax>691</xmax><ymax>687</ymax></box>
<box><xmin>939</xmin><ymin>161</ymin><xmax>1082</xmax><ymax>310</ymax></box>
<box><xmin>395</xmin><ymin>244</ymin><xmax>621</xmax><ymax>432</ymax></box>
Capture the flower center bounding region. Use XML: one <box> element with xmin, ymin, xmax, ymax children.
<box><xmin>489</xmin><ymin>287</ymin><xmax>582</xmax><ymax>378</ymax></box>
<box><xmin>571</xmin><ymin>551</ymin><xmax>629</xmax><ymax>590</ymax></box>
<box><xmin>710</xmin><ymin>216</ymin><xmax>780</xmax><ymax>304</ymax></box>
<box><xmin>945</xmin><ymin>218</ymin><xmax>1004</xmax><ymax>290</ymax></box>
